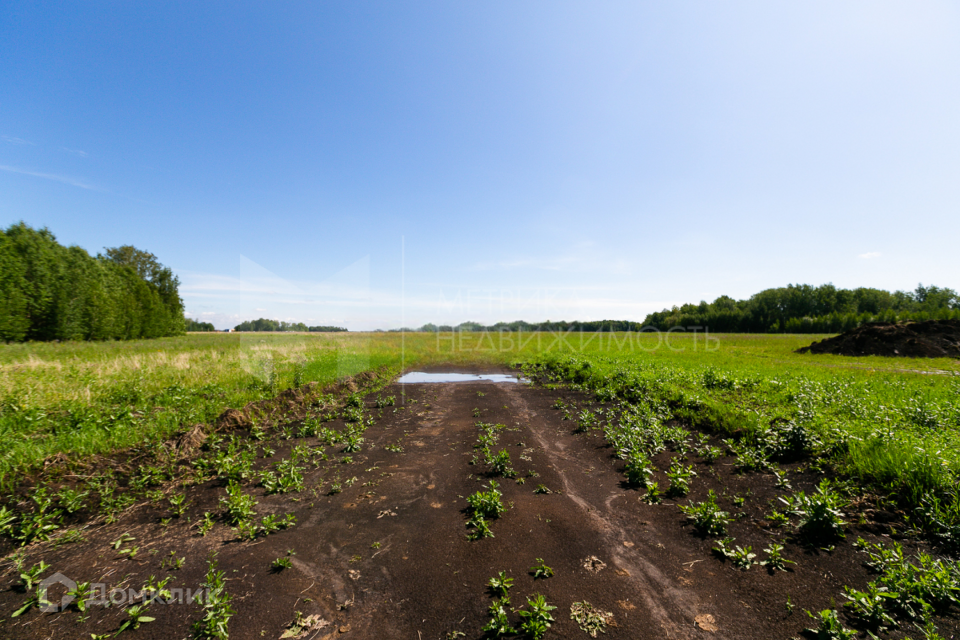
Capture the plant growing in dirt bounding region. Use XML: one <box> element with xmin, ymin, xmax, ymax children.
<box><xmin>198</xmin><ymin>512</ymin><xmax>215</xmax><ymax>536</ymax></box>
<box><xmin>375</xmin><ymin>394</ymin><xmax>396</xmax><ymax>408</ymax></box>
<box><xmin>803</xmin><ymin>609</ymin><xmax>857</xmax><ymax>640</ymax></box>
<box><xmin>766</xmin><ymin>509</ymin><xmax>789</xmax><ymax>528</ymax></box>
<box><xmin>530</xmin><ymin>558</ymin><xmax>553</xmax><ymax>579</ymax></box>
<box><xmin>18</xmin><ymin>561</ymin><xmax>49</xmax><ymax>591</ymax></box>
<box><xmin>261</xmin><ymin>459</ymin><xmax>305</xmax><ymax>494</ymax></box>
<box><xmin>466</xmin><ymin>480</ymin><xmax>506</xmax><ymax>520</ymax></box>
<box><xmin>760</xmin><ymin>543</ymin><xmax>795</xmax><ymax>572</ymax></box>
<box><xmin>665</xmin><ymin>460</ymin><xmax>696</xmax><ymax>497</ymax></box>
<box><xmin>118</xmin><ymin>603</ymin><xmax>156</xmax><ymax>633</ymax></box>
<box><xmin>780</xmin><ymin>480</ymin><xmax>847</xmax><ymax>542</ymax></box>
<box><xmin>680</xmin><ymin>490</ymin><xmax>730</xmax><ymax>537</ymax></box>
<box><xmin>220</xmin><ymin>481</ymin><xmax>257</xmax><ymax>526</ymax></box>
<box><xmin>517</xmin><ymin>593</ymin><xmax>557</xmax><ymax>639</ymax></box>
<box><xmin>482</xmin><ymin>597</ymin><xmax>516</xmax><ymax>637</ymax></box>
<box><xmin>533</xmin><ymin>484</ymin><xmax>551</xmax><ymax>495</ymax></box>
<box><xmin>642</xmin><ymin>482</ymin><xmax>663</xmax><ymax>504</ymax></box>
<box><xmin>66</xmin><ymin>581</ymin><xmax>95</xmax><ymax>612</ymax></box>
<box><xmin>487</xmin><ymin>571</ymin><xmax>514</xmax><ymax>597</ymax></box>
<box><xmin>342</xmin><ymin>433</ymin><xmax>364</xmax><ymax>453</ymax></box>
<box><xmin>56</xmin><ymin>487</ymin><xmax>89</xmax><ymax>514</ymax></box>
<box><xmin>169</xmin><ymin>493</ymin><xmax>188</xmax><ymax>517</ymax></box>
<box><xmin>141</xmin><ymin>575</ymin><xmax>173</xmax><ymax>603</ymax></box>
<box><xmin>271</xmin><ymin>557</ymin><xmax>293</xmax><ymax>571</ymax></box>
<box><xmin>467</xmin><ymin>516</ymin><xmax>494</xmax><ymax>540</ymax></box>
<box><xmin>489</xmin><ymin>450</ymin><xmax>517</xmax><ymax>478</ymax></box>
<box><xmin>730</xmin><ymin>545</ymin><xmax>756</xmax><ymax>570</ymax></box>
<box><xmin>842</xmin><ymin>583</ymin><xmax>899</xmax><ymax>632</ymax></box>
<box><xmin>193</xmin><ymin>555</ymin><xmax>234</xmax><ymax>640</ymax></box>
<box><xmin>623</xmin><ymin>451</ymin><xmax>655</xmax><ymax>488</ymax></box>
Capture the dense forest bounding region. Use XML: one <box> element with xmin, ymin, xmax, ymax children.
<box><xmin>412</xmin><ymin>320</ymin><xmax>643</xmax><ymax>333</ymax></box>
<box><xmin>185</xmin><ymin>318</ymin><xmax>217</xmax><ymax>332</ymax></box>
<box><xmin>0</xmin><ymin>222</ymin><xmax>185</xmax><ymax>342</ymax></box>
<box><xmin>233</xmin><ymin>318</ymin><xmax>346</xmax><ymax>332</ymax></box>
<box><xmin>642</xmin><ymin>283</ymin><xmax>960</xmax><ymax>333</ymax></box>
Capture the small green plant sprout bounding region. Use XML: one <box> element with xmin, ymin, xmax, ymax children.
<box><xmin>641</xmin><ymin>481</ymin><xmax>664</xmax><ymax>504</ymax></box>
<box><xmin>533</xmin><ymin>484</ymin><xmax>551</xmax><ymax>495</ymax></box>
<box><xmin>193</xmin><ymin>555</ymin><xmax>234</xmax><ymax>640</ymax></box>
<box><xmin>467</xmin><ymin>516</ymin><xmax>494</xmax><ymax>540</ymax></box>
<box><xmin>197</xmin><ymin>512</ymin><xmax>216</xmax><ymax>536</ymax></box>
<box><xmin>371</xmin><ymin>541</ymin><xmax>381</xmax><ymax>549</ymax></box>
<box><xmin>117</xmin><ymin>603</ymin><xmax>155</xmax><ymax>633</ymax></box>
<box><xmin>384</xmin><ymin>442</ymin><xmax>403</xmax><ymax>453</ymax></box>
<box><xmin>786</xmin><ymin>595</ymin><xmax>795</xmax><ymax>614</ymax></box>
<box><xmin>20</xmin><ymin>561</ymin><xmax>49</xmax><ymax>591</ymax></box>
<box><xmin>57</xmin><ymin>487</ymin><xmax>89</xmax><ymax>514</ymax></box>
<box><xmin>730</xmin><ymin>545</ymin><xmax>757</xmax><ymax>570</ymax></box>
<box><xmin>623</xmin><ymin>452</ymin><xmax>655</xmax><ymax>488</ymax></box>
<box><xmin>489</xmin><ymin>450</ymin><xmax>517</xmax><ymax>478</ymax></box>
<box><xmin>666</xmin><ymin>461</ymin><xmax>697</xmax><ymax>497</ymax></box>
<box><xmin>766</xmin><ymin>509</ymin><xmax>790</xmax><ymax>528</ymax></box>
<box><xmin>760</xmin><ymin>543</ymin><xmax>795</xmax><ymax>572</ymax></box>
<box><xmin>141</xmin><ymin>575</ymin><xmax>172</xmax><ymax>603</ymax></box>
<box><xmin>118</xmin><ymin>546</ymin><xmax>139</xmax><ymax>560</ymax></box>
<box><xmin>162</xmin><ymin>552</ymin><xmax>186</xmax><ymax>570</ymax></box>
<box><xmin>842</xmin><ymin>584</ymin><xmax>898</xmax><ymax>632</ymax></box>
<box><xmin>700</xmin><ymin>445</ymin><xmax>724</xmax><ymax>464</ymax></box>
<box><xmin>773</xmin><ymin>468</ymin><xmax>792</xmax><ymax>489</ymax></box>
<box><xmin>472</xmin><ymin>408</ymin><xmax>482</xmax><ymax>418</ymax></box>
<box><xmin>168</xmin><ymin>493</ymin><xmax>188</xmax><ymax>517</ymax></box>
<box><xmin>570</xmin><ymin>601</ymin><xmax>615</xmax><ymax>638</ymax></box>
<box><xmin>272</xmin><ymin>556</ymin><xmax>293</xmax><ymax>571</ymax></box>
<box><xmin>487</xmin><ymin>571</ymin><xmax>514</xmax><ymax>598</ymax></box>
<box><xmin>680</xmin><ymin>490</ymin><xmax>730</xmax><ymax>537</ymax></box>
<box><xmin>111</xmin><ymin>532</ymin><xmax>136</xmax><ymax>550</ymax></box>
<box><xmin>220</xmin><ymin>481</ymin><xmax>257</xmax><ymax>525</ymax></box>
<box><xmin>11</xmin><ymin>587</ymin><xmax>42</xmax><ymax>617</ymax></box>
<box><xmin>375</xmin><ymin>394</ymin><xmax>396</xmax><ymax>408</ymax></box>
<box><xmin>732</xmin><ymin>494</ymin><xmax>746</xmax><ymax>508</ymax></box>
<box><xmin>0</xmin><ymin>505</ymin><xmax>18</xmax><ymax>537</ymax></box>
<box><xmin>517</xmin><ymin>593</ymin><xmax>557</xmax><ymax>639</ymax></box>
<box><xmin>446</xmin><ymin>631</ymin><xmax>467</xmax><ymax>640</ymax></box>
<box><xmin>482</xmin><ymin>597</ymin><xmax>516</xmax><ymax>637</ymax></box>
<box><xmin>780</xmin><ymin>480</ymin><xmax>847</xmax><ymax>542</ymax></box>
<box><xmin>66</xmin><ymin>581</ymin><xmax>94</xmax><ymax>612</ymax></box>
<box><xmin>530</xmin><ymin>558</ymin><xmax>554</xmax><ymax>579</ymax></box>
<box><xmin>466</xmin><ymin>480</ymin><xmax>506</xmax><ymax>520</ymax></box>
<box><xmin>712</xmin><ymin>537</ymin><xmax>736</xmax><ymax>560</ymax></box>
<box><xmin>804</xmin><ymin>608</ymin><xmax>857</xmax><ymax>640</ymax></box>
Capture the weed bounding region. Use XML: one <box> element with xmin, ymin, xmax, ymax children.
<box><xmin>533</xmin><ymin>484</ymin><xmax>551</xmax><ymax>495</ymax></box>
<box><xmin>489</xmin><ymin>449</ymin><xmax>517</xmax><ymax>478</ymax></box>
<box><xmin>19</xmin><ymin>561</ymin><xmax>49</xmax><ymax>591</ymax></box>
<box><xmin>680</xmin><ymin>490</ymin><xmax>730</xmax><ymax>537</ymax></box>
<box><xmin>804</xmin><ymin>609</ymin><xmax>857</xmax><ymax>640</ymax></box>
<box><xmin>487</xmin><ymin>571</ymin><xmax>513</xmax><ymax>597</ymax></box>
<box><xmin>760</xmin><ymin>543</ymin><xmax>795</xmax><ymax>572</ymax></box>
<box><xmin>517</xmin><ymin>593</ymin><xmax>557</xmax><ymax>639</ymax></box>
<box><xmin>466</xmin><ymin>480</ymin><xmax>506</xmax><ymax>520</ymax></box>
<box><xmin>766</xmin><ymin>509</ymin><xmax>790</xmax><ymax>528</ymax></box>
<box><xmin>842</xmin><ymin>583</ymin><xmax>899</xmax><ymax>632</ymax></box>
<box><xmin>482</xmin><ymin>597</ymin><xmax>516</xmax><ymax>636</ymax></box>
<box><xmin>530</xmin><ymin>558</ymin><xmax>554</xmax><ymax>579</ymax></box>
<box><xmin>169</xmin><ymin>493</ymin><xmax>188</xmax><ymax>517</ymax></box>
<box><xmin>642</xmin><ymin>482</ymin><xmax>663</xmax><ymax>504</ymax></box>
<box><xmin>467</xmin><ymin>517</ymin><xmax>494</xmax><ymax>540</ymax></box>
<box><xmin>192</xmin><ymin>555</ymin><xmax>234</xmax><ymax>640</ymax></box>
<box><xmin>665</xmin><ymin>460</ymin><xmax>696</xmax><ymax>497</ymax></box>
<box><xmin>781</xmin><ymin>480</ymin><xmax>847</xmax><ymax>542</ymax></box>
<box><xmin>198</xmin><ymin>512</ymin><xmax>215</xmax><ymax>536</ymax></box>
<box><xmin>219</xmin><ymin>481</ymin><xmax>257</xmax><ymax>526</ymax></box>
<box><xmin>271</xmin><ymin>557</ymin><xmax>293</xmax><ymax>571</ymax></box>
<box><xmin>118</xmin><ymin>603</ymin><xmax>155</xmax><ymax>633</ymax></box>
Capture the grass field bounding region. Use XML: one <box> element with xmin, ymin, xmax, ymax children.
<box><xmin>1</xmin><ymin>330</ymin><xmax>958</xmax><ymax>505</ymax></box>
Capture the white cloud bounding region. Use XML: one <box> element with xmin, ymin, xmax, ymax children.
<box><xmin>0</xmin><ymin>165</ymin><xmax>99</xmax><ymax>191</ymax></box>
<box><xmin>1</xmin><ymin>135</ymin><xmax>33</xmax><ymax>145</ymax></box>
<box><xmin>858</xmin><ymin>252</ymin><xmax>882</xmax><ymax>259</ymax></box>
<box><xmin>61</xmin><ymin>147</ymin><xmax>89</xmax><ymax>157</ymax></box>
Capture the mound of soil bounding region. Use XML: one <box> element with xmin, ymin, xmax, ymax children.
<box><xmin>797</xmin><ymin>319</ymin><xmax>960</xmax><ymax>358</ymax></box>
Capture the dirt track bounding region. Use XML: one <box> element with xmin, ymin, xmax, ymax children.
<box><xmin>2</xmin><ymin>368</ymin><xmax>950</xmax><ymax>639</ymax></box>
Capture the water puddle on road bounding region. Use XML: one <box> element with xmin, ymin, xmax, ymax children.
<box><xmin>397</xmin><ymin>372</ymin><xmax>528</xmax><ymax>384</ymax></box>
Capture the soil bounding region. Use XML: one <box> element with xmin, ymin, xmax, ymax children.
<box><xmin>1</xmin><ymin>366</ymin><xmax>957</xmax><ymax>640</ymax></box>
<box><xmin>797</xmin><ymin>320</ymin><xmax>960</xmax><ymax>359</ymax></box>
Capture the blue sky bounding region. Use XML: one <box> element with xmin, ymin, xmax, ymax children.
<box><xmin>2</xmin><ymin>1</ymin><xmax>959</xmax><ymax>330</ymax></box>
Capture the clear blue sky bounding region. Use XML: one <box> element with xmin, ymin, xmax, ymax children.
<box><xmin>2</xmin><ymin>1</ymin><xmax>958</xmax><ymax>330</ymax></box>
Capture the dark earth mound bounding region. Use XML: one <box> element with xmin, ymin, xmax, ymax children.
<box><xmin>797</xmin><ymin>319</ymin><xmax>960</xmax><ymax>359</ymax></box>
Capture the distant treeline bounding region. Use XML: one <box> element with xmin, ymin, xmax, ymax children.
<box><xmin>409</xmin><ymin>320</ymin><xmax>643</xmax><ymax>333</ymax></box>
<box><xmin>233</xmin><ymin>318</ymin><xmax>346</xmax><ymax>332</ymax></box>
<box><xmin>0</xmin><ymin>222</ymin><xmax>184</xmax><ymax>342</ymax></box>
<box><xmin>642</xmin><ymin>284</ymin><xmax>960</xmax><ymax>333</ymax></box>
<box><xmin>185</xmin><ymin>318</ymin><xmax>217</xmax><ymax>332</ymax></box>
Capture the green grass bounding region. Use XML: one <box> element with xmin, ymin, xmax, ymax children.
<box><xmin>0</xmin><ymin>330</ymin><xmax>957</xmax><ymax>497</ymax></box>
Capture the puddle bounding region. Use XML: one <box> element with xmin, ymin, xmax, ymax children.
<box><xmin>397</xmin><ymin>372</ymin><xmax>528</xmax><ymax>384</ymax></box>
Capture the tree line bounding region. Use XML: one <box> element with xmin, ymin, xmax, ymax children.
<box><xmin>410</xmin><ymin>320</ymin><xmax>643</xmax><ymax>333</ymax></box>
<box><xmin>642</xmin><ymin>283</ymin><xmax>960</xmax><ymax>333</ymax></box>
<box><xmin>185</xmin><ymin>318</ymin><xmax>217</xmax><ymax>332</ymax></box>
<box><xmin>0</xmin><ymin>222</ymin><xmax>185</xmax><ymax>342</ymax></box>
<box><xmin>232</xmin><ymin>318</ymin><xmax>346</xmax><ymax>332</ymax></box>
